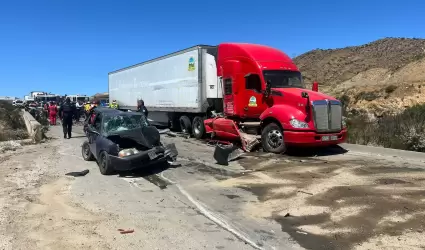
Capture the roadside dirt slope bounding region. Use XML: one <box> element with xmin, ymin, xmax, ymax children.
<box><xmin>293</xmin><ymin>38</ymin><xmax>425</xmax><ymax>116</ymax></box>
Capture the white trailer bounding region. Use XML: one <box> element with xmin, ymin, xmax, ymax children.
<box><xmin>108</xmin><ymin>45</ymin><xmax>222</xmax><ymax>127</ymax></box>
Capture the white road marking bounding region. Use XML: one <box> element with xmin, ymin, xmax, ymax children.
<box><xmin>120</xmin><ymin>173</ymin><xmax>265</xmax><ymax>249</ymax></box>
<box><xmin>159</xmin><ymin>172</ymin><xmax>266</xmax><ymax>250</ymax></box>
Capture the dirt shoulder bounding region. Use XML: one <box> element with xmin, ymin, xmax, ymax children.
<box><xmin>0</xmin><ymin>138</ymin><xmax>109</xmax><ymax>250</ymax></box>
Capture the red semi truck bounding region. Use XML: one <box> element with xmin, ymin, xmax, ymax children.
<box><xmin>108</xmin><ymin>43</ymin><xmax>347</xmax><ymax>154</ymax></box>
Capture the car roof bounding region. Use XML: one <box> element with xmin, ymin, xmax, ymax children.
<box><xmin>95</xmin><ymin>107</ymin><xmax>141</xmax><ymax>116</ymax></box>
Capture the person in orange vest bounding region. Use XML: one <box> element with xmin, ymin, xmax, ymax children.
<box><xmin>49</xmin><ymin>101</ymin><xmax>58</xmax><ymax>125</ymax></box>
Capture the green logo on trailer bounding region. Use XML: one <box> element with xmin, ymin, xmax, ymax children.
<box><xmin>188</xmin><ymin>57</ymin><xmax>195</xmax><ymax>71</ymax></box>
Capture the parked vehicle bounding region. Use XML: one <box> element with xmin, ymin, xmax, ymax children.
<box><xmin>12</xmin><ymin>100</ymin><xmax>24</xmax><ymax>107</ymax></box>
<box><xmin>82</xmin><ymin>108</ymin><xmax>178</xmax><ymax>175</ymax></box>
<box><xmin>108</xmin><ymin>43</ymin><xmax>347</xmax><ymax>153</ymax></box>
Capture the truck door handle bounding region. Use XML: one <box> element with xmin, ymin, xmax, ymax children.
<box><xmin>244</xmin><ymin>107</ymin><xmax>248</xmax><ymax>111</ymax></box>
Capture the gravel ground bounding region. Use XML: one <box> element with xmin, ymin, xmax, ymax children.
<box><xmin>1</xmin><ymin>124</ymin><xmax>425</xmax><ymax>250</ymax></box>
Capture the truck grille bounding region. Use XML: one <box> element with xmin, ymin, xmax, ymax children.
<box><xmin>312</xmin><ymin>100</ymin><xmax>342</xmax><ymax>132</ymax></box>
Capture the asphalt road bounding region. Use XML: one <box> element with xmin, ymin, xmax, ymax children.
<box><xmin>1</xmin><ymin>124</ymin><xmax>425</xmax><ymax>250</ymax></box>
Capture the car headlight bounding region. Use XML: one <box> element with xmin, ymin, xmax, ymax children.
<box><xmin>290</xmin><ymin>118</ymin><xmax>309</xmax><ymax>129</ymax></box>
<box><xmin>118</xmin><ymin>148</ymin><xmax>139</xmax><ymax>158</ymax></box>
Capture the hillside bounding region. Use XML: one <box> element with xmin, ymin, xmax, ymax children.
<box><xmin>293</xmin><ymin>38</ymin><xmax>425</xmax><ymax>116</ymax></box>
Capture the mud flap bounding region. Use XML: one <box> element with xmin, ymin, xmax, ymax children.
<box><xmin>213</xmin><ymin>143</ymin><xmax>244</xmax><ymax>166</ymax></box>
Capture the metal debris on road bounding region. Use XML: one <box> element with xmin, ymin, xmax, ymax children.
<box><xmin>213</xmin><ymin>143</ymin><xmax>244</xmax><ymax>166</ymax></box>
<box><xmin>118</xmin><ymin>229</ymin><xmax>134</xmax><ymax>234</ymax></box>
<box><xmin>297</xmin><ymin>190</ymin><xmax>313</xmax><ymax>195</ymax></box>
<box><xmin>65</xmin><ymin>169</ymin><xmax>89</xmax><ymax>177</ymax></box>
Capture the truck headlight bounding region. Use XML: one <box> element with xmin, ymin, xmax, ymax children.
<box><xmin>342</xmin><ymin>116</ymin><xmax>347</xmax><ymax>128</ymax></box>
<box><xmin>290</xmin><ymin>118</ymin><xmax>309</xmax><ymax>129</ymax></box>
<box><xmin>118</xmin><ymin>148</ymin><xmax>139</xmax><ymax>158</ymax></box>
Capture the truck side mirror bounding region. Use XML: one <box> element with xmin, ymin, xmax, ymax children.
<box><xmin>312</xmin><ymin>81</ymin><xmax>319</xmax><ymax>92</ymax></box>
<box><xmin>264</xmin><ymin>80</ymin><xmax>272</xmax><ymax>97</ymax></box>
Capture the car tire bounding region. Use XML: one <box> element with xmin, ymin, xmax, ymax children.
<box><xmin>179</xmin><ymin>116</ymin><xmax>192</xmax><ymax>134</ymax></box>
<box><xmin>192</xmin><ymin>116</ymin><xmax>206</xmax><ymax>139</ymax></box>
<box><xmin>261</xmin><ymin>122</ymin><xmax>287</xmax><ymax>154</ymax></box>
<box><xmin>98</xmin><ymin>151</ymin><xmax>115</xmax><ymax>175</ymax></box>
<box><xmin>82</xmin><ymin>141</ymin><xmax>94</xmax><ymax>161</ymax></box>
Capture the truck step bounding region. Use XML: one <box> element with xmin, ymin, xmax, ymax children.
<box><xmin>240</xmin><ymin>122</ymin><xmax>261</xmax><ymax>127</ymax></box>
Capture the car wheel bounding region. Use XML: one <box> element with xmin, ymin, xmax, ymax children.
<box><xmin>261</xmin><ymin>122</ymin><xmax>287</xmax><ymax>154</ymax></box>
<box><xmin>192</xmin><ymin>116</ymin><xmax>206</xmax><ymax>139</ymax></box>
<box><xmin>179</xmin><ymin>116</ymin><xmax>192</xmax><ymax>134</ymax></box>
<box><xmin>98</xmin><ymin>151</ymin><xmax>115</xmax><ymax>175</ymax></box>
<box><xmin>81</xmin><ymin>141</ymin><xmax>94</xmax><ymax>161</ymax></box>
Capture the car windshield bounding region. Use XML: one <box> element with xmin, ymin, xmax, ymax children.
<box><xmin>263</xmin><ymin>70</ymin><xmax>304</xmax><ymax>89</ymax></box>
<box><xmin>103</xmin><ymin>113</ymin><xmax>149</xmax><ymax>134</ymax></box>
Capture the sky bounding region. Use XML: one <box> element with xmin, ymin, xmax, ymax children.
<box><xmin>1</xmin><ymin>0</ymin><xmax>424</xmax><ymax>98</ymax></box>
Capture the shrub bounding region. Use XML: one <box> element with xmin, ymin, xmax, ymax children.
<box><xmin>346</xmin><ymin>104</ymin><xmax>425</xmax><ymax>152</ymax></box>
<box><xmin>355</xmin><ymin>91</ymin><xmax>381</xmax><ymax>102</ymax></box>
<box><xmin>385</xmin><ymin>85</ymin><xmax>398</xmax><ymax>94</ymax></box>
<box><xmin>0</xmin><ymin>101</ymin><xmax>29</xmax><ymax>141</ymax></box>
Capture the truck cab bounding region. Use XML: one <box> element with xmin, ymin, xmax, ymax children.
<box><xmin>214</xmin><ymin>43</ymin><xmax>347</xmax><ymax>153</ymax></box>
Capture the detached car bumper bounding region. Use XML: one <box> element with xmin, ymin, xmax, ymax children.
<box><xmin>109</xmin><ymin>143</ymin><xmax>178</xmax><ymax>171</ymax></box>
<box><xmin>284</xmin><ymin>129</ymin><xmax>347</xmax><ymax>147</ymax></box>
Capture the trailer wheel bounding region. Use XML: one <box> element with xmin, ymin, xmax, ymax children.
<box><xmin>179</xmin><ymin>116</ymin><xmax>192</xmax><ymax>134</ymax></box>
<box><xmin>261</xmin><ymin>122</ymin><xmax>286</xmax><ymax>154</ymax></box>
<box><xmin>192</xmin><ymin>116</ymin><xmax>205</xmax><ymax>139</ymax></box>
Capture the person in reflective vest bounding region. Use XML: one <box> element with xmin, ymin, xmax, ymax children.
<box><xmin>109</xmin><ymin>100</ymin><xmax>119</xmax><ymax>109</ymax></box>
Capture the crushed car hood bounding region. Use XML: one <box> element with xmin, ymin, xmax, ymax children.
<box><xmin>107</xmin><ymin>126</ymin><xmax>161</xmax><ymax>149</ymax></box>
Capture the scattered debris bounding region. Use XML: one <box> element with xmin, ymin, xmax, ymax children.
<box><xmin>65</xmin><ymin>169</ymin><xmax>90</xmax><ymax>177</ymax></box>
<box><xmin>214</xmin><ymin>143</ymin><xmax>244</xmax><ymax>166</ymax></box>
<box><xmin>296</xmin><ymin>230</ymin><xmax>308</xmax><ymax>235</ymax></box>
<box><xmin>297</xmin><ymin>190</ymin><xmax>313</xmax><ymax>195</ymax></box>
<box><xmin>118</xmin><ymin>229</ymin><xmax>134</xmax><ymax>234</ymax></box>
<box><xmin>158</xmin><ymin>128</ymin><xmax>170</xmax><ymax>134</ymax></box>
<box><xmin>0</xmin><ymin>140</ymin><xmax>22</xmax><ymax>153</ymax></box>
<box><xmin>284</xmin><ymin>213</ymin><xmax>291</xmax><ymax>217</ymax></box>
<box><xmin>165</xmin><ymin>131</ymin><xmax>178</xmax><ymax>137</ymax></box>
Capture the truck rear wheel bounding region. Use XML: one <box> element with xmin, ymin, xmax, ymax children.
<box><xmin>179</xmin><ymin>116</ymin><xmax>192</xmax><ymax>134</ymax></box>
<box><xmin>192</xmin><ymin>116</ymin><xmax>205</xmax><ymax>139</ymax></box>
<box><xmin>261</xmin><ymin>123</ymin><xmax>286</xmax><ymax>154</ymax></box>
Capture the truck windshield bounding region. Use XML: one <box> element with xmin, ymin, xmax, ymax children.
<box><xmin>263</xmin><ymin>70</ymin><xmax>304</xmax><ymax>89</ymax></box>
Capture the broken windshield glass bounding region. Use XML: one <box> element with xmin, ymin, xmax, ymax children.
<box><xmin>103</xmin><ymin>113</ymin><xmax>148</xmax><ymax>134</ymax></box>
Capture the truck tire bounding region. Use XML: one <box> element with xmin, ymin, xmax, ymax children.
<box><xmin>261</xmin><ymin>122</ymin><xmax>286</xmax><ymax>154</ymax></box>
<box><xmin>98</xmin><ymin>151</ymin><xmax>115</xmax><ymax>175</ymax></box>
<box><xmin>192</xmin><ymin>116</ymin><xmax>206</xmax><ymax>139</ymax></box>
<box><xmin>179</xmin><ymin>116</ymin><xmax>192</xmax><ymax>134</ymax></box>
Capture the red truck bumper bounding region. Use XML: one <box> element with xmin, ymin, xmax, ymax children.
<box><xmin>283</xmin><ymin>129</ymin><xmax>347</xmax><ymax>147</ymax></box>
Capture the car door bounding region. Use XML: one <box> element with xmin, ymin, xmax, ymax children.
<box><xmin>88</xmin><ymin>113</ymin><xmax>102</xmax><ymax>158</ymax></box>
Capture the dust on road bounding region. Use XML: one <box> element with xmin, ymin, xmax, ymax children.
<box><xmin>213</xmin><ymin>153</ymin><xmax>425</xmax><ymax>250</ymax></box>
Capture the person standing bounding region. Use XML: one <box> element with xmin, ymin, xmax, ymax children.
<box><xmin>109</xmin><ymin>100</ymin><xmax>119</xmax><ymax>109</ymax></box>
<box><xmin>59</xmin><ymin>97</ymin><xmax>76</xmax><ymax>139</ymax></box>
<box><xmin>137</xmin><ymin>99</ymin><xmax>149</xmax><ymax>117</ymax></box>
<box><xmin>48</xmin><ymin>101</ymin><xmax>58</xmax><ymax>125</ymax></box>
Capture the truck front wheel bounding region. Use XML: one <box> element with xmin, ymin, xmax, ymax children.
<box><xmin>261</xmin><ymin>123</ymin><xmax>286</xmax><ymax>154</ymax></box>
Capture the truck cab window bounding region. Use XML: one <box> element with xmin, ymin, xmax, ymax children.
<box><xmin>224</xmin><ymin>78</ymin><xmax>232</xmax><ymax>95</ymax></box>
<box><xmin>245</xmin><ymin>74</ymin><xmax>262</xmax><ymax>93</ymax></box>
<box><xmin>263</xmin><ymin>70</ymin><xmax>304</xmax><ymax>89</ymax></box>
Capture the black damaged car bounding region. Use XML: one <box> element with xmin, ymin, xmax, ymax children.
<box><xmin>81</xmin><ymin>108</ymin><xmax>178</xmax><ymax>175</ymax></box>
